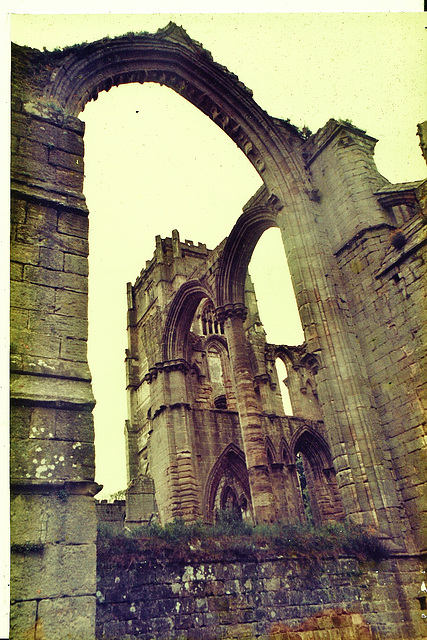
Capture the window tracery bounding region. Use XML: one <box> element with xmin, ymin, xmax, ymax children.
<box><xmin>202</xmin><ymin>303</ymin><xmax>224</xmax><ymax>336</ymax></box>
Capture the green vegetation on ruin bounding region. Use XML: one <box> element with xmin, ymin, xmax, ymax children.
<box><xmin>98</xmin><ymin>510</ymin><xmax>389</xmax><ymax>567</ymax></box>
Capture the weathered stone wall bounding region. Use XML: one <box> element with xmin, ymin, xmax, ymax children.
<box><xmin>97</xmin><ymin>500</ymin><xmax>126</xmax><ymax>535</ymax></box>
<box><xmin>10</xmin><ymin>28</ymin><xmax>427</xmax><ymax>640</ymax></box>
<box><xmin>304</xmin><ymin>120</ymin><xmax>427</xmax><ymax>553</ymax></box>
<box><xmin>11</xmin><ymin>50</ymin><xmax>98</xmax><ymax>640</ymax></box>
<box><xmin>96</xmin><ymin>554</ymin><xmax>426</xmax><ymax>639</ymax></box>
<box><xmin>335</xmin><ymin>216</ymin><xmax>427</xmax><ymax>553</ymax></box>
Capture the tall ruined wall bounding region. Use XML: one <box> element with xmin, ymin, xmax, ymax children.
<box><xmin>96</xmin><ymin>553</ymin><xmax>426</xmax><ymax>640</ymax></box>
<box><xmin>304</xmin><ymin>121</ymin><xmax>427</xmax><ymax>554</ymax></box>
<box><xmin>335</xmin><ymin>214</ymin><xmax>427</xmax><ymax>553</ymax></box>
<box><xmin>11</xmin><ymin>47</ymin><xmax>99</xmax><ymax>640</ymax></box>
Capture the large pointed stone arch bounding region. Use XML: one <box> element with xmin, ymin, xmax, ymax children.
<box><xmin>204</xmin><ymin>443</ymin><xmax>252</xmax><ymax>523</ymax></box>
<box><xmin>42</xmin><ymin>23</ymin><xmax>311</xmax><ymax>204</ymax></box>
<box><xmin>11</xmin><ymin>22</ymin><xmax>417</xmax><ymax>638</ymax></box>
<box><xmin>290</xmin><ymin>425</ymin><xmax>333</xmax><ymax>470</ymax></box>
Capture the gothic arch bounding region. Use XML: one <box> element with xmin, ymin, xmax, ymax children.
<box><xmin>270</xmin><ymin>347</ymin><xmax>296</xmax><ymax>384</ymax></box>
<box><xmin>42</xmin><ymin>23</ymin><xmax>311</xmax><ymax>204</ymax></box>
<box><xmin>204</xmin><ymin>334</ymin><xmax>228</xmax><ymax>353</ymax></box>
<box><xmin>216</xmin><ymin>204</ymin><xmax>279</xmax><ymax>308</ymax></box>
<box><xmin>291</xmin><ymin>425</ymin><xmax>344</xmax><ymax>523</ymax></box>
<box><xmin>270</xmin><ymin>345</ymin><xmax>320</xmax><ymax>374</ymax></box>
<box><xmin>273</xmin><ymin>345</ymin><xmax>298</xmax><ymax>367</ymax></box>
<box><xmin>162</xmin><ymin>280</ymin><xmax>214</xmax><ymax>362</ymax></box>
<box><xmin>290</xmin><ymin>425</ymin><xmax>332</xmax><ymax>470</ymax></box>
<box><xmin>265</xmin><ymin>436</ymin><xmax>278</xmax><ymax>466</ymax></box>
<box><xmin>204</xmin><ymin>443</ymin><xmax>252</xmax><ymax>523</ymax></box>
<box><xmin>203</xmin><ymin>335</ymin><xmax>234</xmax><ymax>410</ymax></box>
<box><xmin>268</xmin><ymin>345</ymin><xmax>322</xmax><ymax>419</ymax></box>
<box><xmin>300</xmin><ymin>352</ymin><xmax>320</xmax><ymax>376</ymax></box>
<box><xmin>280</xmin><ymin>438</ymin><xmax>292</xmax><ymax>466</ymax></box>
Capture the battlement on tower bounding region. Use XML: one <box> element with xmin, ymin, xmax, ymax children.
<box><xmin>133</xmin><ymin>229</ymin><xmax>210</xmax><ymax>291</ymax></box>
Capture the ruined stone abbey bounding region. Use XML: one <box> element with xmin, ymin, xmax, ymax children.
<box><xmin>10</xmin><ymin>23</ymin><xmax>427</xmax><ymax>640</ymax></box>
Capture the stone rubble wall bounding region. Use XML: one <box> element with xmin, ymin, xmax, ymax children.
<box><xmin>96</xmin><ymin>554</ymin><xmax>426</xmax><ymax>640</ymax></box>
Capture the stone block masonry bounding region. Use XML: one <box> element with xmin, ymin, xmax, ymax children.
<box><xmin>96</xmin><ymin>554</ymin><xmax>426</xmax><ymax>639</ymax></box>
<box><xmin>10</xmin><ymin>25</ymin><xmax>427</xmax><ymax>640</ymax></box>
<box><xmin>11</xmin><ymin>44</ymin><xmax>98</xmax><ymax>640</ymax></box>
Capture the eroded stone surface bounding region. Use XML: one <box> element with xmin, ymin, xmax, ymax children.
<box><xmin>96</xmin><ymin>555</ymin><xmax>425</xmax><ymax>640</ymax></box>
<box><xmin>10</xmin><ymin>25</ymin><xmax>426</xmax><ymax>640</ymax></box>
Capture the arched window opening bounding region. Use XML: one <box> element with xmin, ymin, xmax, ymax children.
<box><xmin>189</xmin><ymin>300</ymin><xmax>236</xmax><ymax>411</ymax></box>
<box><xmin>247</xmin><ymin>228</ymin><xmax>304</xmax><ymax>420</ymax></box>
<box><xmin>294</xmin><ymin>430</ymin><xmax>345</xmax><ymax>525</ymax></box>
<box><xmin>248</xmin><ymin>228</ymin><xmax>304</xmax><ymax>346</ymax></box>
<box><xmin>295</xmin><ymin>452</ymin><xmax>315</xmax><ymax>525</ymax></box>
<box><xmin>81</xmin><ymin>82</ymin><xmax>261</xmax><ymax>499</ymax></box>
<box><xmin>275</xmin><ymin>357</ymin><xmax>293</xmax><ymax>415</ymax></box>
<box><xmin>207</xmin><ymin>342</ymin><xmax>233</xmax><ymax>410</ymax></box>
<box><xmin>206</xmin><ymin>446</ymin><xmax>253</xmax><ymax>525</ymax></box>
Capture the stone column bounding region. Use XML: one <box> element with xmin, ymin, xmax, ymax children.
<box><xmin>217</xmin><ymin>304</ymin><xmax>277</xmax><ymax>523</ymax></box>
<box><xmin>269</xmin><ymin>128</ymin><xmax>407</xmax><ymax>545</ymax></box>
<box><xmin>165</xmin><ymin>363</ymin><xmax>200</xmax><ymax>521</ymax></box>
<box><xmin>147</xmin><ymin>361</ymin><xmax>201</xmax><ymax>523</ymax></box>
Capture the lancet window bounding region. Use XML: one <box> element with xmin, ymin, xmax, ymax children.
<box><xmin>293</xmin><ymin>429</ymin><xmax>344</xmax><ymax>524</ymax></box>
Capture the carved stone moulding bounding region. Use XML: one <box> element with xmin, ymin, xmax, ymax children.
<box><xmin>144</xmin><ymin>358</ymin><xmax>190</xmax><ymax>383</ymax></box>
<box><xmin>215</xmin><ymin>303</ymin><xmax>248</xmax><ymax>324</ymax></box>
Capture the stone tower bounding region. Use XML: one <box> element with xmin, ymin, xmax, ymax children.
<box><xmin>124</xmin><ymin>221</ymin><xmax>345</xmax><ymax>528</ymax></box>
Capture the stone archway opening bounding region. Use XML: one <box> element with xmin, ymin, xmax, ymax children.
<box><xmin>248</xmin><ymin>227</ymin><xmax>303</xmax><ymax>346</ymax></box>
<box><xmin>80</xmin><ymin>82</ymin><xmax>262</xmax><ymax>499</ymax></box>
<box><xmin>245</xmin><ymin>226</ymin><xmax>304</xmax><ymax>417</ymax></box>
<box><xmin>293</xmin><ymin>429</ymin><xmax>345</xmax><ymax>525</ymax></box>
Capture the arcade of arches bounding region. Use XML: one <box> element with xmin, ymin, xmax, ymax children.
<box><xmin>10</xmin><ymin>24</ymin><xmax>427</xmax><ymax>640</ymax></box>
<box><xmin>123</xmin><ymin>222</ymin><xmax>344</xmax><ymax>529</ymax></box>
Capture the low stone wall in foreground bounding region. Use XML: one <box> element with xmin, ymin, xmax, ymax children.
<box><xmin>96</xmin><ymin>553</ymin><xmax>425</xmax><ymax>639</ymax></box>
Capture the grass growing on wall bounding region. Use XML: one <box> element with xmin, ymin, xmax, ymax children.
<box><xmin>98</xmin><ymin>511</ymin><xmax>390</xmax><ymax>568</ymax></box>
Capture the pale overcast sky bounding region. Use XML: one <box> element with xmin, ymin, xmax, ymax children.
<box><xmin>10</xmin><ymin>12</ymin><xmax>427</xmax><ymax>498</ymax></box>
